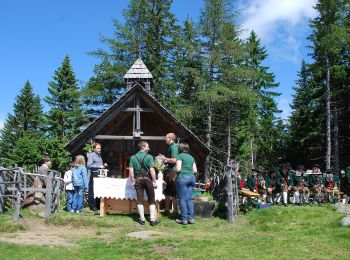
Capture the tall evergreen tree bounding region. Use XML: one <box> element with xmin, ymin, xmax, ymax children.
<box><xmin>198</xmin><ymin>0</ymin><xmax>257</xmax><ymax>179</ymax></box>
<box><xmin>288</xmin><ymin>60</ymin><xmax>323</xmax><ymax>168</ymax></box>
<box><xmin>0</xmin><ymin>81</ymin><xmax>43</xmax><ymax>166</ymax></box>
<box><xmin>307</xmin><ymin>0</ymin><xmax>350</xmax><ymax>169</ymax></box>
<box><xmin>45</xmin><ymin>55</ymin><xmax>87</xmax><ymax>140</ymax></box>
<box><xmin>83</xmin><ymin>0</ymin><xmax>180</xmax><ymax>118</ymax></box>
<box><xmin>171</xmin><ymin>17</ymin><xmax>203</xmax><ymax>127</ymax></box>
<box><xmin>244</xmin><ymin>31</ymin><xmax>282</xmax><ymax>168</ymax></box>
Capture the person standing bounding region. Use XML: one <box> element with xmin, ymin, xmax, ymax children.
<box><xmin>72</xmin><ymin>155</ymin><xmax>89</xmax><ymax>213</ymax></box>
<box><xmin>129</xmin><ymin>141</ymin><xmax>159</xmax><ymax>226</ymax></box>
<box><xmin>87</xmin><ymin>143</ymin><xmax>108</xmax><ymax>211</ymax></box>
<box><xmin>63</xmin><ymin>161</ymin><xmax>75</xmax><ymax>212</ymax></box>
<box><xmin>175</xmin><ymin>143</ymin><xmax>197</xmax><ymax>225</ymax></box>
<box><xmin>159</xmin><ymin>133</ymin><xmax>179</xmax><ymax>215</ymax></box>
<box><xmin>38</xmin><ymin>156</ymin><xmax>52</xmax><ymax>187</ymax></box>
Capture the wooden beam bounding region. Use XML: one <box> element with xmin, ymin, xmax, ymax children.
<box><xmin>122</xmin><ymin>108</ymin><xmax>154</xmax><ymax>112</ymax></box>
<box><xmin>94</xmin><ymin>135</ymin><xmax>165</xmax><ymax>141</ymax></box>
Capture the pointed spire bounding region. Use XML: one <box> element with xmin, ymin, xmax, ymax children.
<box><xmin>123</xmin><ymin>58</ymin><xmax>153</xmax><ymax>80</ymax></box>
<box><xmin>124</xmin><ymin>58</ymin><xmax>153</xmax><ymax>92</ymax></box>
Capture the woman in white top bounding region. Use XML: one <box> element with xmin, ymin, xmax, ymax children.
<box><xmin>64</xmin><ymin>162</ymin><xmax>75</xmax><ymax>212</ymax></box>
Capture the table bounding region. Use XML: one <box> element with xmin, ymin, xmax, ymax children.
<box><xmin>94</xmin><ymin>177</ymin><xmax>164</xmax><ymax>218</ymax></box>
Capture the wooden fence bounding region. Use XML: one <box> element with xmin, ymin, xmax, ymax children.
<box><xmin>0</xmin><ymin>167</ymin><xmax>64</xmax><ymax>222</ymax></box>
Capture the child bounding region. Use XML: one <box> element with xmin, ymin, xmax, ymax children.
<box><xmin>64</xmin><ymin>161</ymin><xmax>75</xmax><ymax>212</ymax></box>
<box><xmin>72</xmin><ymin>155</ymin><xmax>89</xmax><ymax>213</ymax></box>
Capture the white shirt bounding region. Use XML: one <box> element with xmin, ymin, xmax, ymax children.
<box><xmin>64</xmin><ymin>169</ymin><xmax>74</xmax><ymax>191</ymax></box>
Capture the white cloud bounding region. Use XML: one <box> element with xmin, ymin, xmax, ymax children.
<box><xmin>277</xmin><ymin>97</ymin><xmax>291</xmax><ymax>120</ymax></box>
<box><xmin>239</xmin><ymin>0</ymin><xmax>317</xmax><ymax>63</ymax></box>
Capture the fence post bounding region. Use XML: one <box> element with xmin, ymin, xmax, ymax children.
<box><xmin>226</xmin><ymin>163</ymin><xmax>234</xmax><ymax>223</ymax></box>
<box><xmin>0</xmin><ymin>169</ymin><xmax>4</xmax><ymax>214</ymax></box>
<box><xmin>52</xmin><ymin>173</ymin><xmax>60</xmax><ymax>213</ymax></box>
<box><xmin>13</xmin><ymin>170</ymin><xmax>21</xmax><ymax>222</ymax></box>
<box><xmin>45</xmin><ymin>171</ymin><xmax>53</xmax><ymax>219</ymax></box>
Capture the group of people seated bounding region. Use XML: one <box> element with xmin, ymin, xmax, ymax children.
<box><xmin>236</xmin><ymin>163</ymin><xmax>350</xmax><ymax>207</ymax></box>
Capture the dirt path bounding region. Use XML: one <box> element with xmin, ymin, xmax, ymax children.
<box><xmin>0</xmin><ymin>218</ymin><xmax>101</xmax><ymax>246</ymax></box>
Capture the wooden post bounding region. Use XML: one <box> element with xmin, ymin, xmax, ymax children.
<box><xmin>226</xmin><ymin>163</ymin><xmax>234</xmax><ymax>223</ymax></box>
<box><xmin>100</xmin><ymin>198</ymin><xmax>106</xmax><ymax>216</ymax></box>
<box><xmin>53</xmin><ymin>175</ymin><xmax>60</xmax><ymax>213</ymax></box>
<box><xmin>45</xmin><ymin>171</ymin><xmax>54</xmax><ymax>219</ymax></box>
<box><xmin>13</xmin><ymin>170</ymin><xmax>21</xmax><ymax>222</ymax></box>
<box><xmin>232</xmin><ymin>162</ymin><xmax>240</xmax><ymax>216</ymax></box>
<box><xmin>0</xmin><ymin>169</ymin><xmax>4</xmax><ymax>214</ymax></box>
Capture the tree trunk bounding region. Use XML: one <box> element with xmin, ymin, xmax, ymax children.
<box><xmin>325</xmin><ymin>53</ymin><xmax>331</xmax><ymax>169</ymax></box>
<box><xmin>204</xmin><ymin>98</ymin><xmax>212</xmax><ymax>182</ymax></box>
<box><xmin>227</xmin><ymin>116</ymin><xmax>231</xmax><ymax>165</ymax></box>
<box><xmin>334</xmin><ymin>109</ymin><xmax>339</xmax><ymax>175</ymax></box>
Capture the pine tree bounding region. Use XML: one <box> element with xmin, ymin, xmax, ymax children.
<box><xmin>197</xmin><ymin>0</ymin><xmax>258</xmax><ymax>179</ymax></box>
<box><xmin>171</xmin><ymin>17</ymin><xmax>203</xmax><ymax>127</ymax></box>
<box><xmin>0</xmin><ymin>81</ymin><xmax>43</xmax><ymax>166</ymax></box>
<box><xmin>83</xmin><ymin>0</ymin><xmax>180</xmax><ymax>118</ymax></box>
<box><xmin>288</xmin><ymin>60</ymin><xmax>324</xmax><ymax>168</ymax></box>
<box><xmin>244</xmin><ymin>31</ymin><xmax>282</xmax><ymax>168</ymax></box>
<box><xmin>45</xmin><ymin>55</ymin><xmax>87</xmax><ymax>140</ymax></box>
<box><xmin>307</xmin><ymin>0</ymin><xmax>350</xmax><ymax>169</ymax></box>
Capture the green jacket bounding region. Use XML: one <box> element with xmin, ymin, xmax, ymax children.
<box><xmin>247</xmin><ymin>175</ymin><xmax>257</xmax><ymax>191</ymax></box>
<box><xmin>308</xmin><ymin>174</ymin><xmax>324</xmax><ymax>187</ymax></box>
<box><xmin>276</xmin><ymin>170</ymin><xmax>294</xmax><ymax>190</ymax></box>
<box><xmin>263</xmin><ymin>174</ymin><xmax>271</xmax><ymax>188</ymax></box>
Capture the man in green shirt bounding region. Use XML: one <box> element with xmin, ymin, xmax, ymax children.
<box><xmin>309</xmin><ymin>164</ymin><xmax>324</xmax><ymax>203</ymax></box>
<box><xmin>129</xmin><ymin>141</ymin><xmax>159</xmax><ymax>226</ymax></box>
<box><xmin>277</xmin><ymin>163</ymin><xmax>293</xmax><ymax>207</ymax></box>
<box><xmin>159</xmin><ymin>133</ymin><xmax>179</xmax><ymax>215</ymax></box>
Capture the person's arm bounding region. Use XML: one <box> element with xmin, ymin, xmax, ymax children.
<box><xmin>83</xmin><ymin>168</ymin><xmax>89</xmax><ymax>190</ymax></box>
<box><xmin>129</xmin><ymin>167</ymin><xmax>135</xmax><ymax>188</ymax></box>
<box><xmin>159</xmin><ymin>154</ymin><xmax>177</xmax><ymax>164</ymax></box>
<box><xmin>193</xmin><ymin>162</ymin><xmax>197</xmax><ymax>174</ymax></box>
<box><xmin>150</xmin><ymin>167</ymin><xmax>157</xmax><ymax>188</ymax></box>
<box><xmin>176</xmin><ymin>160</ymin><xmax>182</xmax><ymax>172</ymax></box>
<box><xmin>87</xmin><ymin>153</ymin><xmax>94</xmax><ymax>168</ymax></box>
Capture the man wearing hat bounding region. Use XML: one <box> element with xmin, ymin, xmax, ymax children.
<box><xmin>247</xmin><ymin>167</ymin><xmax>267</xmax><ymax>202</ymax></box>
<box><xmin>277</xmin><ymin>163</ymin><xmax>293</xmax><ymax>206</ymax></box>
<box><xmin>291</xmin><ymin>165</ymin><xmax>304</xmax><ymax>205</ymax></box>
<box><xmin>247</xmin><ymin>168</ymin><xmax>259</xmax><ymax>193</ymax></box>
<box><xmin>300</xmin><ymin>167</ymin><xmax>311</xmax><ymax>204</ymax></box>
<box><xmin>324</xmin><ymin>169</ymin><xmax>339</xmax><ymax>203</ymax></box>
<box><xmin>308</xmin><ymin>164</ymin><xmax>325</xmax><ymax>203</ymax></box>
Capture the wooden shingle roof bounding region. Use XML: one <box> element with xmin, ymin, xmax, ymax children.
<box><xmin>123</xmin><ymin>58</ymin><xmax>153</xmax><ymax>80</ymax></box>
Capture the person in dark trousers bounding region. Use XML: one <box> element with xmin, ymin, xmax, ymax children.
<box><xmin>87</xmin><ymin>143</ymin><xmax>107</xmax><ymax>211</ymax></box>
<box><xmin>175</xmin><ymin>143</ymin><xmax>197</xmax><ymax>225</ymax></box>
<box><xmin>159</xmin><ymin>133</ymin><xmax>179</xmax><ymax>215</ymax></box>
<box><xmin>129</xmin><ymin>141</ymin><xmax>159</xmax><ymax>226</ymax></box>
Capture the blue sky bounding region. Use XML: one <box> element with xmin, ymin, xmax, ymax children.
<box><xmin>0</xmin><ymin>0</ymin><xmax>317</xmax><ymax>129</ymax></box>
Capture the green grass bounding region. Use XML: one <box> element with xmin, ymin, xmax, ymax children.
<box><xmin>0</xmin><ymin>205</ymin><xmax>349</xmax><ymax>259</ymax></box>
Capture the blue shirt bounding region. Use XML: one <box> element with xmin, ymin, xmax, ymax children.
<box><xmin>72</xmin><ymin>166</ymin><xmax>89</xmax><ymax>189</ymax></box>
<box><xmin>87</xmin><ymin>152</ymin><xmax>103</xmax><ymax>172</ymax></box>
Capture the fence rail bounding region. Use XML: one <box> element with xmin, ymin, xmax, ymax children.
<box><xmin>0</xmin><ymin>167</ymin><xmax>64</xmax><ymax>221</ymax></box>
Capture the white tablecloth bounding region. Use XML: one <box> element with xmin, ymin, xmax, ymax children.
<box><xmin>94</xmin><ymin>177</ymin><xmax>164</xmax><ymax>201</ymax></box>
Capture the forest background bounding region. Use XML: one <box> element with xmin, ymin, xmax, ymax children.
<box><xmin>0</xmin><ymin>0</ymin><xmax>349</xmax><ymax>181</ymax></box>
